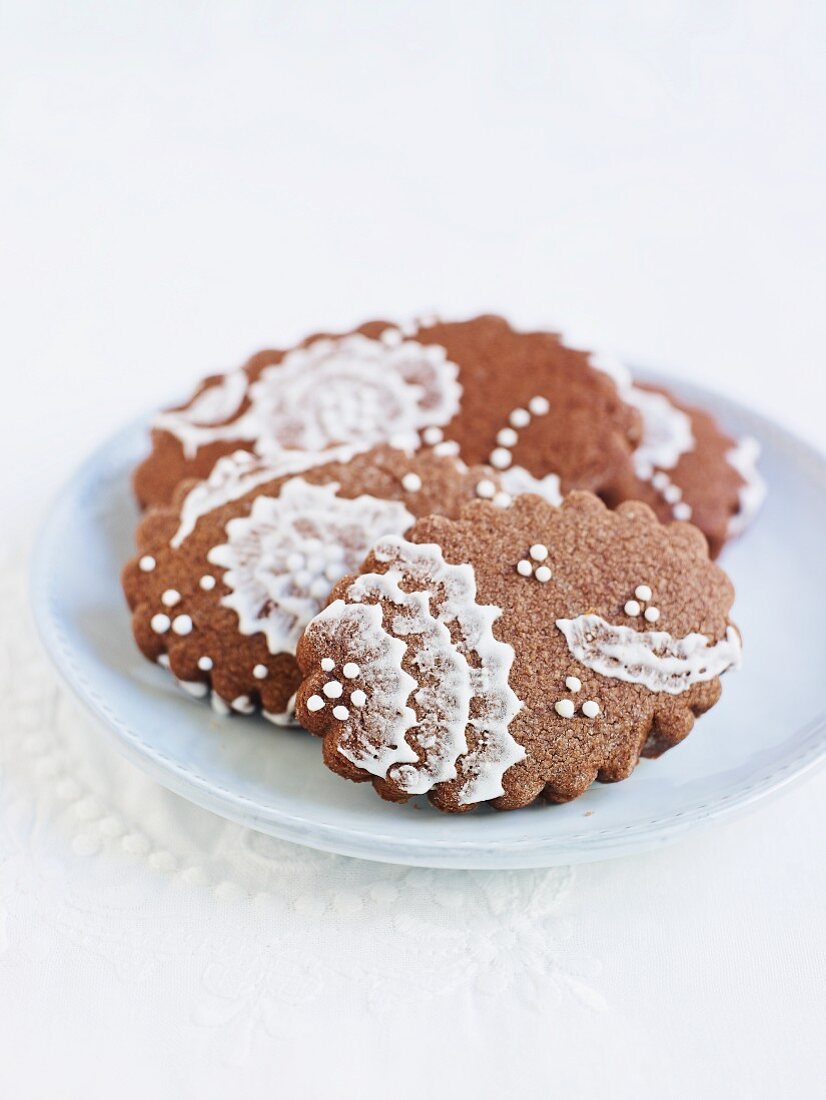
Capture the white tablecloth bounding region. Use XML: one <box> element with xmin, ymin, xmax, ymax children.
<box><xmin>2</xmin><ymin>4</ymin><xmax>824</xmax><ymax>1097</ymax></box>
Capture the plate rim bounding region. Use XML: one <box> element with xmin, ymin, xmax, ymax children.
<box><xmin>29</xmin><ymin>375</ymin><xmax>826</xmax><ymax>868</ymax></box>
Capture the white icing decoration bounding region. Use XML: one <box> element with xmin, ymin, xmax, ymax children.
<box><xmin>489</xmin><ymin>447</ymin><xmax>512</xmax><ymax>469</ymax></box>
<box><xmin>556</xmin><ymin>614</ymin><xmax>741</xmax><ymax>695</ymax></box>
<box><xmin>199</xmin><ymin>575</ymin><xmax>216</xmax><ymax>591</ymax></box>
<box><xmin>155</xmin><ymin>371</ymin><xmax>250</xmax><ymax>458</ymax></box>
<box><xmin>343</xmin><ymin>662</ymin><xmax>360</xmax><ymax>679</ymax></box>
<box><xmin>422</xmin><ymin>426</ymin><xmax>443</xmax><ymax>445</ymax></box>
<box><xmin>155</xmin><ymin>334</ymin><xmax>462</xmax><ymax>466</ymax></box>
<box><xmin>510</xmin><ymin>408</ymin><xmax>530</xmax><ymax>428</ymax></box>
<box><xmin>401</xmin><ymin>472</ymin><xmax>422</xmax><ymax>492</ymax></box>
<box><xmin>320</xmin><ymin>657</ymin><xmax>335</xmax><ymax>672</ymax></box>
<box><xmin>151</xmin><ymin>613</ymin><xmax>170</xmax><ymax>634</ymax></box>
<box><xmin>197</xmin><ymin>655</ymin><xmax>213</xmax><ymax>671</ymax></box>
<box><xmin>726</xmin><ymin>436</ymin><xmax>766</xmax><ymax>537</ymax></box>
<box><xmin>323</xmin><ymin>681</ymin><xmax>343</xmax><ymax>699</ymax></box>
<box><xmin>211</xmin><ymin>693</ymin><xmax>231</xmax><ymax>715</ymax></box>
<box><xmin>172</xmin><ymin>614</ymin><xmax>193</xmax><ymax>636</ymax></box>
<box><xmin>306</xmin><ymin>695</ymin><xmax>325</xmax><ymax>712</ymax></box>
<box><xmin>475</xmin><ymin>479</ymin><xmax>496</xmax><ymax>499</ymax></box>
<box><xmin>179</xmin><ymin>679</ymin><xmax>208</xmax><ymax>699</ymax></box>
<box><xmin>492</xmin><ymin>491</ymin><xmax>512</xmax><ymax>508</ymax></box>
<box><xmin>139</xmin><ymin>555</ymin><xmax>156</xmax><ymax>572</ymax></box>
<box><xmin>351</xmin><ymin>689</ymin><xmax>367</xmax><ymax>707</ymax></box>
<box><xmin>644</xmin><ymin>606</ymin><xmax>660</xmax><ymax>623</ymax></box>
<box><xmin>635</xmin><ymin>584</ymin><xmax>652</xmax><ymax>602</ymax></box>
<box><xmin>206</xmin><ymin>479</ymin><xmax>414</xmax><ymax>656</ymax></box>
<box><xmin>516</xmin><ymin>560</ymin><xmax>532</xmax><ymax>577</ymax></box>
<box><xmin>333</xmin><ymin>705</ymin><xmax>350</xmax><ymax>720</ymax></box>
<box><xmin>231</xmin><ymin>695</ymin><xmax>255</xmax><ymax>714</ymax></box>
<box><xmin>624</xmin><ymin>600</ymin><xmax>641</xmax><ymax>617</ymax></box>
<box><xmin>535</xmin><ymin>566</ymin><xmax>552</xmax><ymax>583</ymax></box>
<box><xmin>171</xmin><ymin>445</ymin><xmax>364</xmax><ymax>548</ymax></box>
<box><xmin>555</xmin><ymin>699</ymin><xmax>574</xmax><ymax>718</ymax></box>
<box><xmin>529</xmin><ymin>396</ymin><xmax>550</xmax><ymax>415</ymax></box>
<box><xmin>530</xmin><ymin>544</ymin><xmax>548</xmax><ymax>561</ymax></box>
<box><xmin>253</xmin><ymin>664</ymin><xmax>268</xmax><ymax>679</ymax></box>
<box><xmin>582</xmin><ymin>700</ymin><xmax>600</xmax><ymax>719</ymax></box>
<box><xmin>308</xmin><ymin>538</ymin><xmax>525</xmax><ymax>805</ymax></box>
<box><xmin>624</xmin><ymin>386</ymin><xmax>694</xmax><ymax>477</ymax></box>
<box><xmin>565</xmin><ymin>675</ymin><xmax>581</xmax><ymax>693</ymax></box>
<box><xmin>498</xmin><ymin>465</ymin><xmax>562</xmax><ymax>506</ymax></box>
<box><xmin>161</xmin><ymin>589</ymin><xmax>181</xmax><ymax>607</ymax></box>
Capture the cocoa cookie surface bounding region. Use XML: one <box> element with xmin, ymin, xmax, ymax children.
<box><xmin>133</xmin><ymin>315</ymin><xmax>642</xmax><ymax>512</ymax></box>
<box><xmin>122</xmin><ymin>445</ymin><xmax>507</xmax><ymax>722</ymax></box>
<box><xmin>295</xmin><ymin>492</ymin><xmax>741</xmax><ymax>811</ymax></box>
<box><xmin>580</xmin><ymin>354</ymin><xmax>765</xmax><ymax>557</ymax></box>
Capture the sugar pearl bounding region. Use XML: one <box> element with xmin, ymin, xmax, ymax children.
<box><xmin>351</xmin><ymin>689</ymin><xmax>367</xmax><ymax>707</ymax></box>
<box><xmin>489</xmin><ymin>447</ymin><xmax>512</xmax><ymax>470</ymax></box>
<box><xmin>433</xmin><ymin>440</ymin><xmax>459</xmax><ymax>456</ymax></box>
<box><xmin>565</xmin><ymin>675</ymin><xmax>582</xmax><ymax>692</ymax></box>
<box><xmin>530</xmin><ymin>543</ymin><xmax>548</xmax><ymax>561</ymax></box>
<box><xmin>139</xmin><ymin>555</ymin><xmax>156</xmax><ymax>572</ymax></box>
<box><xmin>674</xmin><ymin>503</ymin><xmax>692</xmax><ymax>521</ymax></box>
<box><xmin>535</xmin><ymin>565</ymin><xmax>552</xmax><ymax>583</ymax></box>
<box><xmin>402</xmin><ymin>472</ymin><xmax>422</xmax><ymax>492</ymax></box>
<box><xmin>333</xmin><ymin>705</ymin><xmax>350</xmax><ymax>721</ymax></box>
<box><xmin>199</xmin><ymin>575</ymin><xmax>216</xmax><ymax>591</ymax></box>
<box><xmin>423</xmin><ymin>426</ymin><xmax>443</xmax><ymax>445</ymax></box>
<box><xmin>321</xmin><ymin>657</ymin><xmax>335</xmax><ymax>672</ymax></box>
<box><xmin>306</xmin><ymin>695</ymin><xmax>325</xmax><ymax>712</ymax></box>
<box><xmin>510</xmin><ymin>408</ymin><xmax>530</xmax><ymax>428</ymax></box>
<box><xmin>343</xmin><ymin>662</ymin><xmax>360</xmax><ymax>679</ymax></box>
<box><xmin>150</xmin><ymin>613</ymin><xmax>170</xmax><ymax>634</ymax></box>
<box><xmin>624</xmin><ymin>600</ymin><xmax>641</xmax><ymax>617</ymax></box>
<box><xmin>323</xmin><ymin>680</ymin><xmax>343</xmax><ymax>699</ymax></box>
<box><xmin>644</xmin><ymin>606</ymin><xmax>660</xmax><ymax>623</ymax></box>
<box><xmin>555</xmin><ymin>699</ymin><xmax>575</xmax><ymax>719</ymax></box>
<box><xmin>476</xmin><ymin>478</ymin><xmax>496</xmax><ymax>499</ymax></box>
<box><xmin>516</xmin><ymin>560</ymin><xmax>533</xmax><ymax>577</ymax></box>
<box><xmin>253</xmin><ymin>664</ymin><xmax>268</xmax><ymax>679</ymax></box>
<box><xmin>664</xmin><ymin>484</ymin><xmax>682</xmax><ymax>504</ymax></box>
<box><xmin>635</xmin><ymin>584</ymin><xmax>652</xmax><ymax>602</ymax></box>
<box><xmin>197</xmin><ymin>656</ymin><xmax>213</xmax><ymax>671</ymax></box>
<box><xmin>172</xmin><ymin>614</ymin><xmax>193</xmax><ymax>636</ymax></box>
<box><xmin>381</xmin><ymin>327</ymin><xmax>402</xmax><ymax>346</ymax></box>
<box><xmin>582</xmin><ymin>700</ymin><xmax>600</xmax><ymax>719</ymax></box>
<box><xmin>493</xmin><ymin>492</ymin><xmax>512</xmax><ymax>508</ymax></box>
<box><xmin>161</xmin><ymin>589</ymin><xmax>181</xmax><ymax>607</ymax></box>
<box><xmin>497</xmin><ymin>427</ymin><xmax>518</xmax><ymax>447</ymax></box>
<box><xmin>652</xmin><ymin>472</ymin><xmax>670</xmax><ymax>491</ymax></box>
<box><xmin>529</xmin><ymin>395</ymin><xmax>550</xmax><ymax>415</ymax></box>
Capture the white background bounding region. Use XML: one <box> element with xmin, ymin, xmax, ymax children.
<box><xmin>1</xmin><ymin>2</ymin><xmax>824</xmax><ymax>1098</ymax></box>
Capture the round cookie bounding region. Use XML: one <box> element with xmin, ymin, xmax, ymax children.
<box><xmin>122</xmin><ymin>445</ymin><xmax>508</xmax><ymax>722</ymax></box>
<box><xmin>133</xmin><ymin>315</ymin><xmax>642</xmax><ymax>512</ymax></box>
<box><xmin>295</xmin><ymin>492</ymin><xmax>741</xmax><ymax>812</ymax></box>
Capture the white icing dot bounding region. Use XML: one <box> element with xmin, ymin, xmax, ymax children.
<box><xmin>510</xmin><ymin>408</ymin><xmax>530</xmax><ymax>428</ymax></box>
<box><xmin>535</xmin><ymin>565</ymin><xmax>552</xmax><ymax>583</ymax></box>
<box><xmin>321</xmin><ymin>657</ymin><xmax>335</xmax><ymax>672</ymax></box>
<box><xmin>530</xmin><ymin>543</ymin><xmax>548</xmax><ymax>561</ymax></box>
<box><xmin>199</xmin><ymin>575</ymin><xmax>216</xmax><ymax>590</ymax></box>
<box><xmin>381</xmin><ymin>327</ymin><xmax>402</xmax><ymax>347</ymax></box>
<box><xmin>624</xmin><ymin>600</ymin><xmax>641</xmax><ymax>617</ymax></box>
<box><xmin>172</xmin><ymin>614</ymin><xmax>193</xmax><ymax>636</ymax></box>
<box><xmin>492</xmin><ymin>492</ymin><xmax>512</xmax><ymax>508</ymax></box>
<box><xmin>582</xmin><ymin>700</ymin><xmax>600</xmax><ymax>719</ymax></box>
<box><xmin>652</xmin><ymin>472</ymin><xmax>670</xmax><ymax>491</ymax></box>
<box><xmin>350</xmin><ymin>689</ymin><xmax>367</xmax><ymax>707</ymax></box>
<box><xmin>161</xmin><ymin>589</ymin><xmax>181</xmax><ymax>607</ymax></box>
<box><xmin>306</xmin><ymin>695</ymin><xmax>325</xmax><ymax>712</ymax></box>
<box><xmin>565</xmin><ymin>675</ymin><xmax>582</xmax><ymax>692</ymax></box>
<box><xmin>664</xmin><ymin>484</ymin><xmax>682</xmax><ymax>504</ymax></box>
<box><xmin>423</xmin><ymin>426</ymin><xmax>443</xmax><ymax>445</ymax></box>
<box><xmin>497</xmin><ymin>427</ymin><xmax>518</xmax><ymax>447</ymax></box>
<box><xmin>323</xmin><ymin>680</ymin><xmax>343</xmax><ymax>699</ymax></box>
<box><xmin>232</xmin><ymin>695</ymin><xmax>255</xmax><ymax>714</ymax></box>
<box><xmin>286</xmin><ymin>551</ymin><xmax>305</xmax><ymax>571</ymax></box>
<box><xmin>433</xmin><ymin>440</ymin><xmax>460</xmax><ymax>456</ymax></box>
<box><xmin>343</xmin><ymin>662</ymin><xmax>360</xmax><ymax>679</ymax></box>
<box><xmin>150</xmin><ymin>613</ymin><xmax>171</xmax><ymax>634</ymax></box>
<box><xmin>139</xmin><ymin>555</ymin><xmax>156</xmax><ymax>572</ymax></box>
<box><xmin>253</xmin><ymin>664</ymin><xmax>268</xmax><ymax>679</ymax></box>
<box><xmin>402</xmin><ymin>472</ymin><xmax>422</xmax><ymax>492</ymax></box>
<box><xmin>555</xmin><ymin>699</ymin><xmax>575</xmax><ymax>719</ymax></box>
<box><xmin>198</xmin><ymin>656</ymin><xmax>213</xmax><ymax>671</ymax></box>
<box><xmin>644</xmin><ymin>606</ymin><xmax>661</xmax><ymax>623</ymax></box>
<box><xmin>529</xmin><ymin>395</ymin><xmax>550</xmax><ymax>415</ymax></box>
<box><xmin>674</xmin><ymin>502</ymin><xmax>692</xmax><ymax>521</ymax></box>
<box><xmin>157</xmin><ymin>654</ymin><xmax>170</xmax><ymax>668</ymax></box>
<box><xmin>489</xmin><ymin>447</ymin><xmax>512</xmax><ymax>470</ymax></box>
<box><xmin>635</xmin><ymin>584</ymin><xmax>652</xmax><ymax>602</ymax></box>
<box><xmin>516</xmin><ymin>559</ymin><xmax>533</xmax><ymax>577</ymax></box>
<box><xmin>332</xmin><ymin>705</ymin><xmax>350</xmax><ymax>721</ymax></box>
<box><xmin>476</xmin><ymin>478</ymin><xmax>496</xmax><ymax>499</ymax></box>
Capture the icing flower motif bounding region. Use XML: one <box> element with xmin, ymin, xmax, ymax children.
<box><xmin>155</xmin><ymin>333</ymin><xmax>463</xmax><ymax>460</ymax></box>
<box><xmin>206</xmin><ymin>479</ymin><xmax>414</xmax><ymax>655</ymax></box>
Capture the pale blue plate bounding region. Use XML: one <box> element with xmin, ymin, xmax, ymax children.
<box><xmin>31</xmin><ymin>375</ymin><xmax>826</xmax><ymax>868</ymax></box>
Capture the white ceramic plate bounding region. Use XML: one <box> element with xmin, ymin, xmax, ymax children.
<box><xmin>31</xmin><ymin>374</ymin><xmax>826</xmax><ymax>868</ymax></box>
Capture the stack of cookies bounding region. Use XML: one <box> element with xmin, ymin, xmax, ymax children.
<box><xmin>123</xmin><ymin>315</ymin><xmax>763</xmax><ymax>812</ymax></box>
